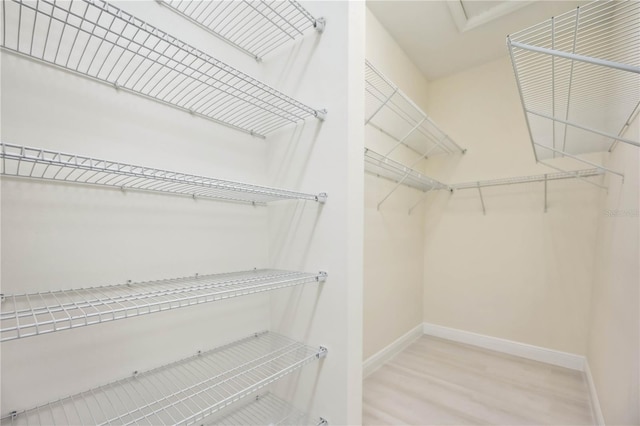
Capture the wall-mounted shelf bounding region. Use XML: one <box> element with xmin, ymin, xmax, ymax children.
<box><xmin>1</xmin><ymin>332</ymin><xmax>328</xmax><ymax>425</ymax></box>
<box><xmin>364</xmin><ymin>147</ymin><xmax>448</xmax><ymax>212</ymax></box>
<box><xmin>0</xmin><ymin>0</ymin><xmax>326</xmax><ymax>138</ymax></box>
<box><xmin>0</xmin><ymin>143</ymin><xmax>327</xmax><ymax>205</ymax></box>
<box><xmin>206</xmin><ymin>392</ymin><xmax>327</xmax><ymax>426</ymax></box>
<box><xmin>158</xmin><ymin>0</ymin><xmax>325</xmax><ymax>61</ymax></box>
<box><xmin>365</xmin><ymin>60</ymin><xmax>465</xmax><ymax>157</ymax></box>
<box><xmin>508</xmin><ymin>0</ymin><xmax>639</xmax><ymax>177</ymax></box>
<box><xmin>0</xmin><ymin>269</ymin><xmax>327</xmax><ymax>342</ymax></box>
<box><xmin>452</xmin><ymin>168</ymin><xmax>605</xmax><ymax>214</ymax></box>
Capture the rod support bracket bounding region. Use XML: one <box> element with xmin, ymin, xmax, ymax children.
<box><xmin>317</xmin><ymin>346</ymin><xmax>328</xmax><ymax>359</ymax></box>
<box><xmin>314</xmin><ymin>18</ymin><xmax>326</xmax><ymax>33</ymax></box>
<box><xmin>10</xmin><ymin>411</ymin><xmax>17</xmax><ymax>420</ymax></box>
<box><xmin>317</xmin><ymin>271</ymin><xmax>328</xmax><ymax>282</ymax></box>
<box><xmin>315</xmin><ymin>109</ymin><xmax>328</xmax><ymax>121</ymax></box>
<box><xmin>316</xmin><ymin>192</ymin><xmax>328</xmax><ymax>203</ymax></box>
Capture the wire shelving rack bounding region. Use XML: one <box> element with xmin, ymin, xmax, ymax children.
<box><xmin>0</xmin><ymin>269</ymin><xmax>327</xmax><ymax>342</ymax></box>
<box><xmin>364</xmin><ymin>147</ymin><xmax>448</xmax><ymax>212</ymax></box>
<box><xmin>1</xmin><ymin>331</ymin><xmax>328</xmax><ymax>425</ymax></box>
<box><xmin>0</xmin><ymin>0</ymin><xmax>326</xmax><ymax>138</ymax></box>
<box><xmin>204</xmin><ymin>392</ymin><xmax>326</xmax><ymax>426</ymax></box>
<box><xmin>158</xmin><ymin>0</ymin><xmax>325</xmax><ymax>61</ymax></box>
<box><xmin>507</xmin><ymin>0</ymin><xmax>640</xmax><ymax>177</ymax></box>
<box><xmin>0</xmin><ymin>143</ymin><xmax>327</xmax><ymax>205</ymax></box>
<box><xmin>451</xmin><ymin>168</ymin><xmax>605</xmax><ymax>214</ymax></box>
<box><xmin>365</xmin><ymin>60</ymin><xmax>465</xmax><ymax>157</ymax></box>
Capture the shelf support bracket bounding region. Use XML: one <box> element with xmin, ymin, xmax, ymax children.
<box><xmin>539</xmin><ymin>160</ymin><xmax>607</xmax><ymax>190</ymax></box>
<box><xmin>317</xmin><ymin>417</ymin><xmax>329</xmax><ymax>426</ymax></box>
<box><xmin>377</xmin><ymin>173</ymin><xmax>410</xmax><ymax>210</ymax></box>
<box><xmin>317</xmin><ymin>271</ymin><xmax>328</xmax><ymax>282</ymax></box>
<box><xmin>317</xmin><ymin>346</ymin><xmax>328</xmax><ymax>359</ymax></box>
<box><xmin>365</xmin><ymin>88</ymin><xmax>398</xmax><ymax>125</ymax></box>
<box><xmin>383</xmin><ymin>117</ymin><xmax>426</xmax><ymax>158</ymax></box>
<box><xmin>534</xmin><ymin>143</ymin><xmax>624</xmax><ymax>180</ymax></box>
<box><xmin>314</xmin><ymin>17</ymin><xmax>326</xmax><ymax>33</ymax></box>
<box><xmin>408</xmin><ymin>187</ymin><xmax>435</xmax><ymax>215</ymax></box>
<box><xmin>527</xmin><ymin>109</ymin><xmax>640</xmax><ymax>148</ymax></box>
<box><xmin>477</xmin><ymin>182</ymin><xmax>486</xmax><ymax>215</ymax></box>
<box><xmin>316</xmin><ymin>193</ymin><xmax>328</xmax><ymax>204</ymax></box>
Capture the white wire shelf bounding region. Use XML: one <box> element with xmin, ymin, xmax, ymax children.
<box><xmin>365</xmin><ymin>60</ymin><xmax>465</xmax><ymax>158</ymax></box>
<box><xmin>1</xmin><ymin>331</ymin><xmax>328</xmax><ymax>425</ymax></box>
<box><xmin>158</xmin><ymin>0</ymin><xmax>325</xmax><ymax>61</ymax></box>
<box><xmin>364</xmin><ymin>147</ymin><xmax>449</xmax><ymax>212</ymax></box>
<box><xmin>508</xmin><ymin>0</ymin><xmax>639</xmax><ymax>176</ymax></box>
<box><xmin>0</xmin><ymin>0</ymin><xmax>325</xmax><ymax>138</ymax></box>
<box><xmin>364</xmin><ymin>148</ymin><xmax>448</xmax><ymax>193</ymax></box>
<box><xmin>204</xmin><ymin>392</ymin><xmax>326</xmax><ymax>426</ymax></box>
<box><xmin>0</xmin><ymin>143</ymin><xmax>327</xmax><ymax>205</ymax></box>
<box><xmin>0</xmin><ymin>269</ymin><xmax>327</xmax><ymax>342</ymax></box>
<box><xmin>452</xmin><ymin>168</ymin><xmax>605</xmax><ymax>214</ymax></box>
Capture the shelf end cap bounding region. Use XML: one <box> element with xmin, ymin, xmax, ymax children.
<box><xmin>314</xmin><ymin>17</ymin><xmax>326</xmax><ymax>33</ymax></box>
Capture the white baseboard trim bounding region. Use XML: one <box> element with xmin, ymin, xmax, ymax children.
<box><xmin>584</xmin><ymin>360</ymin><xmax>605</xmax><ymax>425</ymax></box>
<box><xmin>363</xmin><ymin>323</ymin><xmax>423</xmax><ymax>378</ymax></box>
<box><xmin>422</xmin><ymin>322</ymin><xmax>586</xmax><ymax>371</ymax></box>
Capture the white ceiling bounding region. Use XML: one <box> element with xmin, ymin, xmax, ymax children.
<box><xmin>367</xmin><ymin>1</ymin><xmax>588</xmax><ymax>80</ymax></box>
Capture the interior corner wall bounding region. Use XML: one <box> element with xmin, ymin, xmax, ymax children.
<box><xmin>363</xmin><ymin>7</ymin><xmax>430</xmax><ymax>360</ymax></box>
<box><xmin>586</xmin><ymin>115</ymin><xmax>639</xmax><ymax>425</ymax></box>
<box><xmin>422</xmin><ymin>56</ymin><xmax>601</xmax><ymax>356</ymax></box>
<box><xmin>263</xmin><ymin>2</ymin><xmax>364</xmax><ymax>424</ymax></box>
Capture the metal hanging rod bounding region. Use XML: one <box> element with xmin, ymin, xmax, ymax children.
<box><xmin>157</xmin><ymin>0</ymin><xmax>325</xmax><ymax>61</ymax></box>
<box><xmin>0</xmin><ymin>0</ymin><xmax>326</xmax><ymax>138</ymax></box>
<box><xmin>451</xmin><ymin>168</ymin><xmax>604</xmax><ymax>190</ymax></box>
<box><xmin>0</xmin><ymin>269</ymin><xmax>328</xmax><ymax>342</ymax></box>
<box><xmin>0</xmin><ymin>143</ymin><xmax>327</xmax><ymax>205</ymax></box>
<box><xmin>452</xmin><ymin>168</ymin><xmax>605</xmax><ymax>214</ymax></box>
<box><xmin>507</xmin><ymin>0</ymin><xmax>639</xmax><ymax>175</ymax></box>
<box><xmin>206</xmin><ymin>391</ymin><xmax>326</xmax><ymax>426</ymax></box>
<box><xmin>365</xmin><ymin>60</ymin><xmax>466</xmax><ymax>157</ymax></box>
<box><xmin>2</xmin><ymin>331</ymin><xmax>328</xmax><ymax>425</ymax></box>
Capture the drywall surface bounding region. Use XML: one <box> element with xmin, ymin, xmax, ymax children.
<box><xmin>363</xmin><ymin>8</ymin><xmax>429</xmax><ymax>361</ymax></box>
<box><xmin>422</xmin><ymin>56</ymin><xmax>601</xmax><ymax>356</ymax></box>
<box><xmin>587</xmin><ymin>116</ymin><xmax>639</xmax><ymax>425</ymax></box>
<box><xmin>262</xmin><ymin>2</ymin><xmax>364</xmax><ymax>424</ymax></box>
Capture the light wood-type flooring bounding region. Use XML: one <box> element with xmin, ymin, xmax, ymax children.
<box><xmin>363</xmin><ymin>336</ymin><xmax>594</xmax><ymax>425</ymax></box>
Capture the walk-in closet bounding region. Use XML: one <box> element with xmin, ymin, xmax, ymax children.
<box><xmin>1</xmin><ymin>1</ymin><xmax>638</xmax><ymax>425</ymax></box>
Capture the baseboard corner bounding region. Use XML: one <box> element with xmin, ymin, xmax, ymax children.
<box><xmin>363</xmin><ymin>323</ymin><xmax>423</xmax><ymax>378</ymax></box>
<box><xmin>584</xmin><ymin>359</ymin><xmax>605</xmax><ymax>426</ymax></box>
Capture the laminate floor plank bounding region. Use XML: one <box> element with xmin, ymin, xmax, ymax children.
<box><xmin>363</xmin><ymin>335</ymin><xmax>594</xmax><ymax>425</ymax></box>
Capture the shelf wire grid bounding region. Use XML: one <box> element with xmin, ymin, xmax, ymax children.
<box><xmin>0</xmin><ymin>0</ymin><xmax>324</xmax><ymax>138</ymax></box>
<box><xmin>451</xmin><ymin>168</ymin><xmax>605</xmax><ymax>190</ymax></box>
<box><xmin>0</xmin><ymin>269</ymin><xmax>327</xmax><ymax>342</ymax></box>
<box><xmin>203</xmin><ymin>392</ymin><xmax>313</xmax><ymax>425</ymax></box>
<box><xmin>1</xmin><ymin>331</ymin><xmax>326</xmax><ymax>426</ymax></box>
<box><xmin>364</xmin><ymin>147</ymin><xmax>448</xmax><ymax>193</ymax></box>
<box><xmin>365</xmin><ymin>60</ymin><xmax>465</xmax><ymax>157</ymax></box>
<box><xmin>508</xmin><ymin>0</ymin><xmax>640</xmax><ymax>169</ymax></box>
<box><xmin>0</xmin><ymin>143</ymin><xmax>327</xmax><ymax>205</ymax></box>
<box><xmin>158</xmin><ymin>0</ymin><xmax>321</xmax><ymax>61</ymax></box>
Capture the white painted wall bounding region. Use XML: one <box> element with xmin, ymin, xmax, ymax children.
<box><xmin>363</xmin><ymin>8</ymin><xmax>431</xmax><ymax>361</ymax></box>
<box><xmin>0</xmin><ymin>0</ymin><xmax>362</xmax><ymax>423</ymax></box>
<box><xmin>422</xmin><ymin>56</ymin><xmax>602</xmax><ymax>356</ymax></box>
<box><xmin>586</xmin><ymin>115</ymin><xmax>639</xmax><ymax>425</ymax></box>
